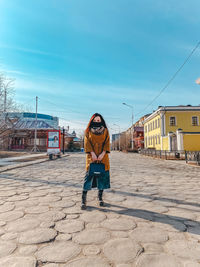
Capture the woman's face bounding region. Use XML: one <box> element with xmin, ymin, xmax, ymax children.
<box><xmin>93</xmin><ymin>116</ymin><xmax>101</xmax><ymax>122</ymax></box>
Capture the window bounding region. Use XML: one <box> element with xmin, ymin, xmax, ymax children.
<box><xmin>158</xmin><ymin>135</ymin><xmax>160</xmax><ymax>144</ymax></box>
<box><xmin>158</xmin><ymin>118</ymin><xmax>160</xmax><ymax>127</ymax></box>
<box><xmin>153</xmin><ymin>121</ymin><xmax>154</xmax><ymax>130</ymax></box>
<box><xmin>155</xmin><ymin>135</ymin><xmax>157</xmax><ymax>144</ymax></box>
<box><xmin>155</xmin><ymin>120</ymin><xmax>157</xmax><ymax>128</ymax></box>
<box><xmin>192</xmin><ymin>116</ymin><xmax>198</xmax><ymax>126</ymax></box>
<box><xmin>170</xmin><ymin>116</ymin><xmax>176</xmax><ymax>126</ymax></box>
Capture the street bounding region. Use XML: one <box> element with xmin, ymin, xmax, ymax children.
<box><xmin>0</xmin><ymin>152</ymin><xmax>200</xmax><ymax>266</ymax></box>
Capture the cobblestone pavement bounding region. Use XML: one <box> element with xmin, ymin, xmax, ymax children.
<box><xmin>0</xmin><ymin>151</ymin><xmax>200</xmax><ymax>267</ymax></box>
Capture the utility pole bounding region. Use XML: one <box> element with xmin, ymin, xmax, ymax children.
<box><xmin>32</xmin><ymin>96</ymin><xmax>39</xmax><ymax>152</ymax></box>
<box><xmin>62</xmin><ymin>127</ymin><xmax>65</xmax><ymax>154</ymax></box>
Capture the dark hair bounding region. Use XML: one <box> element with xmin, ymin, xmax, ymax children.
<box><xmin>85</xmin><ymin>113</ymin><xmax>107</xmax><ymax>134</ymax></box>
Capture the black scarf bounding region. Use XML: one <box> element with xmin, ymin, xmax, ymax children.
<box><xmin>90</xmin><ymin>122</ymin><xmax>105</xmax><ymax>135</ymax></box>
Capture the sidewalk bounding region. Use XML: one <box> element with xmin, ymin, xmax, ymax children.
<box><xmin>0</xmin><ymin>153</ymin><xmax>69</xmax><ymax>173</ymax></box>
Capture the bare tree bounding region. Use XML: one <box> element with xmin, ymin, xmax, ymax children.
<box><xmin>0</xmin><ymin>73</ymin><xmax>32</xmax><ymax>150</ymax></box>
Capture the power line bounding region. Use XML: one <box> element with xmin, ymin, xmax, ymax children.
<box><xmin>38</xmin><ymin>97</ymin><xmax>84</xmax><ymax>115</ymax></box>
<box><xmin>135</xmin><ymin>41</ymin><xmax>200</xmax><ymax>117</ymax></box>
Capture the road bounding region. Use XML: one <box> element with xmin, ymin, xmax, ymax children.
<box><xmin>0</xmin><ymin>151</ymin><xmax>200</xmax><ymax>267</ymax></box>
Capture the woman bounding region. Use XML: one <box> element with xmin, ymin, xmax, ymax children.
<box><xmin>81</xmin><ymin>113</ymin><xmax>110</xmax><ymax>210</ymax></box>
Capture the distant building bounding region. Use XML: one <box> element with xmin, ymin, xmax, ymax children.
<box><xmin>1</xmin><ymin>112</ymin><xmax>58</xmax><ymax>151</ymax></box>
<box><xmin>144</xmin><ymin>105</ymin><xmax>200</xmax><ymax>151</ymax></box>
<box><xmin>126</xmin><ymin>114</ymin><xmax>150</xmax><ymax>150</ymax></box>
<box><xmin>61</xmin><ymin>130</ymin><xmax>81</xmax><ymax>151</ymax></box>
<box><xmin>111</xmin><ymin>133</ymin><xmax>120</xmax><ymax>150</ymax></box>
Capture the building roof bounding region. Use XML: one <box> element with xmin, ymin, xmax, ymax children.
<box><xmin>133</xmin><ymin>126</ymin><xmax>144</xmax><ymax>132</ymax></box>
<box><xmin>14</xmin><ymin>120</ymin><xmax>54</xmax><ymax>130</ymax></box>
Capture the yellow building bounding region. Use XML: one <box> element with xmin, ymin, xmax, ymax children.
<box><xmin>144</xmin><ymin>106</ymin><xmax>200</xmax><ymax>151</ymax></box>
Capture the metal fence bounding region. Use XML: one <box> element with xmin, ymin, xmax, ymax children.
<box><xmin>141</xmin><ymin>149</ymin><xmax>200</xmax><ymax>165</ymax></box>
<box><xmin>185</xmin><ymin>151</ymin><xmax>200</xmax><ymax>165</ymax></box>
<box><xmin>140</xmin><ymin>149</ymin><xmax>186</xmax><ymax>160</ymax></box>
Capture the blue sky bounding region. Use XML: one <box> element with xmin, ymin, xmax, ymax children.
<box><xmin>0</xmin><ymin>0</ymin><xmax>200</xmax><ymax>134</ymax></box>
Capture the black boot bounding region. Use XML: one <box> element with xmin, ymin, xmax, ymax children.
<box><xmin>98</xmin><ymin>190</ymin><xmax>104</xmax><ymax>206</ymax></box>
<box><xmin>81</xmin><ymin>190</ymin><xmax>87</xmax><ymax>210</ymax></box>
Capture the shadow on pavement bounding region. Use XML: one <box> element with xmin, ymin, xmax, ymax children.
<box><xmin>89</xmin><ymin>203</ymin><xmax>200</xmax><ymax>235</ymax></box>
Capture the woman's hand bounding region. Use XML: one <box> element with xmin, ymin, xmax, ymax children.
<box><xmin>91</xmin><ymin>151</ymin><xmax>98</xmax><ymax>162</ymax></box>
<box><xmin>97</xmin><ymin>151</ymin><xmax>106</xmax><ymax>161</ymax></box>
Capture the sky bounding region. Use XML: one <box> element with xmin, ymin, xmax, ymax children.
<box><xmin>0</xmin><ymin>0</ymin><xmax>200</xmax><ymax>135</ymax></box>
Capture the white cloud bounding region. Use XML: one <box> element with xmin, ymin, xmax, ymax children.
<box><xmin>0</xmin><ymin>43</ymin><xmax>61</xmax><ymax>58</ymax></box>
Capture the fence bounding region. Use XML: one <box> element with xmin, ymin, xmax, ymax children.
<box><xmin>141</xmin><ymin>149</ymin><xmax>200</xmax><ymax>165</ymax></box>
<box><xmin>185</xmin><ymin>151</ymin><xmax>200</xmax><ymax>165</ymax></box>
<box><xmin>140</xmin><ymin>149</ymin><xmax>185</xmax><ymax>160</ymax></box>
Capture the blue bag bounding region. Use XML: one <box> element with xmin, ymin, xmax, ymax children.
<box><xmin>89</xmin><ymin>162</ymin><xmax>105</xmax><ymax>176</ymax></box>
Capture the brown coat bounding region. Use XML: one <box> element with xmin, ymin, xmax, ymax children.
<box><xmin>84</xmin><ymin>128</ymin><xmax>110</xmax><ymax>171</ymax></box>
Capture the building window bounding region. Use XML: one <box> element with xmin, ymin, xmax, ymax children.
<box><xmin>153</xmin><ymin>121</ymin><xmax>154</xmax><ymax>130</ymax></box>
<box><xmin>158</xmin><ymin>135</ymin><xmax>160</xmax><ymax>144</ymax></box>
<box><xmin>155</xmin><ymin>135</ymin><xmax>157</xmax><ymax>144</ymax></box>
<box><xmin>169</xmin><ymin>116</ymin><xmax>176</xmax><ymax>126</ymax></box>
<box><xmin>158</xmin><ymin>118</ymin><xmax>160</xmax><ymax>127</ymax></box>
<box><xmin>192</xmin><ymin>116</ymin><xmax>198</xmax><ymax>126</ymax></box>
<box><xmin>155</xmin><ymin>120</ymin><xmax>157</xmax><ymax>128</ymax></box>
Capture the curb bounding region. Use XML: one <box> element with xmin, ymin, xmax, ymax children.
<box><xmin>0</xmin><ymin>154</ymin><xmax>69</xmax><ymax>173</ymax></box>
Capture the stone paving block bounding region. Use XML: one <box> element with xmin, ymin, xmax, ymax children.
<box><xmin>55</xmin><ymin>219</ymin><xmax>84</xmax><ymax>234</ymax></box>
<box><xmin>135</xmin><ymin>253</ymin><xmax>183</xmax><ymax>267</ymax></box>
<box><xmin>38</xmin><ymin>211</ymin><xmax>66</xmax><ymax>222</ymax></box>
<box><xmin>80</xmin><ymin>211</ymin><xmax>106</xmax><ymax>223</ymax></box>
<box><xmin>165</xmin><ymin>240</ymin><xmax>200</xmax><ymax>261</ymax></box>
<box><xmin>18</xmin><ymin>245</ymin><xmax>38</xmax><ymax>255</ymax></box>
<box><xmin>73</xmin><ymin>228</ymin><xmax>110</xmax><ymax>244</ymax></box>
<box><xmin>64</xmin><ymin>257</ymin><xmax>111</xmax><ymax>267</ymax></box>
<box><xmin>129</xmin><ymin>227</ymin><xmax>168</xmax><ymax>243</ymax></box>
<box><xmin>101</xmin><ymin>218</ymin><xmax>136</xmax><ymax>231</ymax></box>
<box><xmin>25</xmin><ymin>206</ymin><xmax>49</xmax><ymax>214</ymax></box>
<box><xmin>0</xmin><ymin>203</ymin><xmax>15</xmax><ymax>213</ymax></box>
<box><xmin>42</xmin><ymin>264</ymin><xmax>59</xmax><ymax>267</ymax></box>
<box><xmin>103</xmin><ymin>238</ymin><xmax>143</xmax><ymax>263</ymax></box>
<box><xmin>0</xmin><ymin>210</ymin><xmax>24</xmax><ymax>222</ymax></box>
<box><xmin>5</xmin><ymin>217</ymin><xmax>40</xmax><ymax>232</ymax></box>
<box><xmin>35</xmin><ymin>241</ymin><xmax>81</xmax><ymax>263</ymax></box>
<box><xmin>0</xmin><ymin>241</ymin><xmax>17</xmax><ymax>257</ymax></box>
<box><xmin>0</xmin><ymin>256</ymin><xmax>36</xmax><ymax>267</ymax></box>
<box><xmin>18</xmin><ymin>228</ymin><xmax>57</xmax><ymax>244</ymax></box>
<box><xmin>82</xmin><ymin>245</ymin><xmax>101</xmax><ymax>255</ymax></box>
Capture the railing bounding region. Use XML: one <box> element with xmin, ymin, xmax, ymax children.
<box><xmin>185</xmin><ymin>151</ymin><xmax>200</xmax><ymax>165</ymax></box>
<box><xmin>140</xmin><ymin>149</ymin><xmax>186</xmax><ymax>160</ymax></box>
<box><xmin>141</xmin><ymin>149</ymin><xmax>200</xmax><ymax>165</ymax></box>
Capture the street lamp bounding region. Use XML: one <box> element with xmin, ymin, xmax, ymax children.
<box><xmin>122</xmin><ymin>102</ymin><xmax>134</xmax><ymax>150</ymax></box>
<box><xmin>113</xmin><ymin>124</ymin><xmax>121</xmax><ymax>151</ymax></box>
